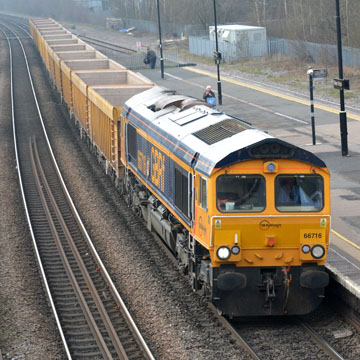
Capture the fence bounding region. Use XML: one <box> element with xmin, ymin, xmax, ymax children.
<box><xmin>189</xmin><ymin>35</ymin><xmax>360</xmax><ymax>67</ymax></box>
<box><xmin>189</xmin><ymin>37</ymin><xmax>268</xmax><ymax>62</ymax></box>
<box><xmin>268</xmin><ymin>38</ymin><xmax>360</xmax><ymax>67</ymax></box>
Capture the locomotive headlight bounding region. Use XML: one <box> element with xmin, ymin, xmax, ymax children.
<box><xmin>231</xmin><ymin>246</ymin><xmax>240</xmax><ymax>255</ymax></box>
<box><xmin>311</xmin><ymin>245</ymin><xmax>325</xmax><ymax>259</ymax></box>
<box><xmin>264</xmin><ymin>161</ymin><xmax>278</xmax><ymax>173</ymax></box>
<box><xmin>217</xmin><ymin>246</ymin><xmax>231</xmax><ymax>260</ymax></box>
<box><xmin>267</xmin><ymin>162</ymin><xmax>276</xmax><ymax>172</ymax></box>
<box><xmin>302</xmin><ymin>244</ymin><xmax>311</xmax><ymax>254</ymax></box>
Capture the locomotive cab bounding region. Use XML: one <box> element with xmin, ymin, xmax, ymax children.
<box><xmin>192</xmin><ymin>145</ymin><xmax>330</xmax><ymax>316</ymax></box>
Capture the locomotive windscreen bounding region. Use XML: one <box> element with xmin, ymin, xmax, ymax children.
<box><xmin>216</xmin><ymin>175</ymin><xmax>266</xmax><ymax>212</ymax></box>
<box><xmin>275</xmin><ymin>175</ymin><xmax>324</xmax><ymax>212</ymax></box>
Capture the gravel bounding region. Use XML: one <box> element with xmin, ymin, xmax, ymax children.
<box><xmin>0</xmin><ymin>30</ymin><xmax>64</xmax><ymax>360</ymax></box>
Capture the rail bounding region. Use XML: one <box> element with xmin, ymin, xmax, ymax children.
<box><xmin>2</xmin><ymin>19</ymin><xmax>154</xmax><ymax>360</ymax></box>
<box><xmin>78</xmin><ymin>34</ymin><xmax>135</xmax><ymax>54</ymax></box>
<box><xmin>295</xmin><ymin>318</ymin><xmax>345</xmax><ymax>360</ymax></box>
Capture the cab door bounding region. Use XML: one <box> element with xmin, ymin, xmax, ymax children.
<box><xmin>193</xmin><ymin>174</ymin><xmax>209</xmax><ymax>246</ymax></box>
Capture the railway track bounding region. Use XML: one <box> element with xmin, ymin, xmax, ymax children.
<box><xmin>295</xmin><ymin>318</ymin><xmax>344</xmax><ymax>359</ymax></box>
<box><xmin>78</xmin><ymin>35</ymin><xmax>136</xmax><ymax>54</ymax></box>
<box><xmin>1</xmin><ymin>19</ymin><xmax>154</xmax><ymax>360</ymax></box>
<box><xmin>147</xmin><ymin>229</ymin><xmax>351</xmax><ymax>359</ymax></box>
<box><xmin>230</xmin><ymin>316</ymin><xmax>346</xmax><ymax>359</ymax></box>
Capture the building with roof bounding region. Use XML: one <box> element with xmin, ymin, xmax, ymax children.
<box><xmin>72</xmin><ymin>0</ymin><xmax>108</xmax><ymax>12</ymax></box>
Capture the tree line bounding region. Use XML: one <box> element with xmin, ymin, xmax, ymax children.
<box><xmin>108</xmin><ymin>0</ymin><xmax>360</xmax><ymax>48</ymax></box>
<box><xmin>1</xmin><ymin>0</ymin><xmax>360</xmax><ymax>48</ymax></box>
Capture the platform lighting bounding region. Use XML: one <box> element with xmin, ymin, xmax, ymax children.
<box><xmin>213</xmin><ymin>0</ymin><xmax>223</xmax><ymax>105</ymax></box>
<box><xmin>156</xmin><ymin>0</ymin><xmax>164</xmax><ymax>78</ymax></box>
<box><xmin>335</xmin><ymin>0</ymin><xmax>348</xmax><ymax>156</ymax></box>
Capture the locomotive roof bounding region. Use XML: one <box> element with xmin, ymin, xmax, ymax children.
<box><xmin>124</xmin><ymin>86</ymin><xmax>326</xmax><ymax>177</ymax></box>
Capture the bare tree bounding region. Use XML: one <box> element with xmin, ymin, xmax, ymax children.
<box><xmin>345</xmin><ymin>0</ymin><xmax>350</xmax><ymax>46</ymax></box>
<box><xmin>4</xmin><ymin>0</ymin><xmax>360</xmax><ymax>50</ymax></box>
<box><xmin>262</xmin><ymin>0</ymin><xmax>267</xmax><ymax>26</ymax></box>
<box><xmin>253</xmin><ymin>0</ymin><xmax>261</xmax><ymax>26</ymax></box>
<box><xmin>283</xmin><ymin>0</ymin><xmax>288</xmax><ymax>18</ymax></box>
<box><xmin>299</xmin><ymin>0</ymin><xmax>307</xmax><ymax>41</ymax></box>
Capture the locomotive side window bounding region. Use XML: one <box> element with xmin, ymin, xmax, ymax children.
<box><xmin>199</xmin><ymin>177</ymin><xmax>208</xmax><ymax>211</ymax></box>
<box><xmin>127</xmin><ymin>124</ymin><xmax>137</xmax><ymax>159</ymax></box>
<box><xmin>275</xmin><ymin>175</ymin><xmax>324</xmax><ymax>212</ymax></box>
<box><xmin>216</xmin><ymin>175</ymin><xmax>265</xmax><ymax>212</ymax></box>
<box><xmin>175</xmin><ymin>168</ymin><xmax>189</xmax><ymax>216</ymax></box>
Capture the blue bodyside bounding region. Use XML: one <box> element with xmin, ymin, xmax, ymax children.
<box><xmin>124</xmin><ymin>107</ymin><xmax>196</xmax><ymax>169</ymax></box>
<box><xmin>125</xmin><ymin>115</ymin><xmax>191</xmax><ymax>226</ymax></box>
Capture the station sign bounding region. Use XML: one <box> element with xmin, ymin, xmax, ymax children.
<box><xmin>333</xmin><ymin>78</ymin><xmax>350</xmax><ymax>90</ymax></box>
<box><xmin>312</xmin><ymin>68</ymin><xmax>328</xmax><ymax>79</ymax></box>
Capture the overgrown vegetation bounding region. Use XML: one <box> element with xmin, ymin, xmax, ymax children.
<box><xmin>107</xmin><ymin>0</ymin><xmax>360</xmax><ymax>49</ymax></box>
<box><xmin>2</xmin><ymin>1</ymin><xmax>360</xmax><ymax>49</ymax></box>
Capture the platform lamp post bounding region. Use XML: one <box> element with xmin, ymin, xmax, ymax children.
<box><xmin>213</xmin><ymin>0</ymin><xmax>223</xmax><ymax>105</ymax></box>
<box><xmin>156</xmin><ymin>0</ymin><xmax>164</xmax><ymax>79</ymax></box>
<box><xmin>335</xmin><ymin>0</ymin><xmax>348</xmax><ymax>156</ymax></box>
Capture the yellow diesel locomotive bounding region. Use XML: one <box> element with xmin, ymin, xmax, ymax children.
<box><xmin>30</xmin><ymin>18</ymin><xmax>330</xmax><ymax>317</ymax></box>
<box><xmin>121</xmin><ymin>87</ymin><xmax>330</xmax><ymax>317</ymax></box>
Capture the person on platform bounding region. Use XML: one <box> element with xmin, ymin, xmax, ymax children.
<box><xmin>203</xmin><ymin>85</ymin><xmax>215</xmax><ymax>101</ymax></box>
<box><xmin>146</xmin><ymin>47</ymin><xmax>157</xmax><ymax>69</ymax></box>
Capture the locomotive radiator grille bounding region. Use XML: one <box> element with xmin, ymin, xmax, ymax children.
<box><xmin>193</xmin><ymin>119</ymin><xmax>250</xmax><ymax>145</ymax></box>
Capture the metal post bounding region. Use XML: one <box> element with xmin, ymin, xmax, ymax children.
<box><xmin>308</xmin><ymin>71</ymin><xmax>316</xmax><ymax>145</ymax></box>
<box><xmin>335</xmin><ymin>0</ymin><xmax>348</xmax><ymax>156</ymax></box>
<box><xmin>213</xmin><ymin>0</ymin><xmax>222</xmax><ymax>105</ymax></box>
<box><xmin>156</xmin><ymin>0</ymin><xmax>164</xmax><ymax>79</ymax></box>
